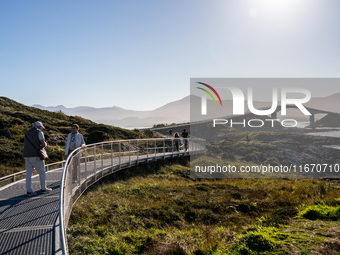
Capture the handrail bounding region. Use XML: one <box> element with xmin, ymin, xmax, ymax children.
<box><xmin>58</xmin><ymin>137</ymin><xmax>205</xmax><ymax>254</ymax></box>
<box><xmin>0</xmin><ymin>160</ymin><xmax>66</xmax><ymax>184</ymax></box>
<box><xmin>87</xmin><ymin>137</ymin><xmax>190</xmax><ymax>146</ymax></box>
<box><xmin>59</xmin><ymin>146</ymin><xmax>80</xmax><ymax>254</ymax></box>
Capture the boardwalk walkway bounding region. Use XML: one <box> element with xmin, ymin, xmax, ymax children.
<box><xmin>0</xmin><ymin>168</ymin><xmax>62</xmax><ymax>254</ymax></box>
<box><xmin>0</xmin><ymin>138</ymin><xmax>205</xmax><ymax>254</ymax></box>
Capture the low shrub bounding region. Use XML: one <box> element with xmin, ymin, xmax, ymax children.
<box><xmin>299</xmin><ymin>204</ymin><xmax>340</xmax><ymax>221</ymax></box>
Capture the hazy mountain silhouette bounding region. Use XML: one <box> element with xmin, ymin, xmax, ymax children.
<box><xmin>32</xmin><ymin>96</ymin><xmax>190</xmax><ymax>128</ymax></box>
<box><xmin>32</xmin><ymin>93</ymin><xmax>340</xmax><ymax>128</ymax></box>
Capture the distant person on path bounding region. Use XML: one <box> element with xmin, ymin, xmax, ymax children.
<box><xmin>168</xmin><ymin>129</ymin><xmax>173</xmax><ymax>137</ymax></box>
<box><xmin>23</xmin><ymin>121</ymin><xmax>52</xmax><ymax>196</ymax></box>
<box><xmin>224</xmin><ymin>133</ymin><xmax>228</xmax><ymax>141</ymax></box>
<box><xmin>174</xmin><ymin>132</ymin><xmax>180</xmax><ymax>151</ymax></box>
<box><xmin>181</xmin><ymin>129</ymin><xmax>189</xmax><ymax>151</ymax></box>
<box><xmin>246</xmin><ymin>135</ymin><xmax>250</xmax><ymax>143</ymax></box>
<box><xmin>65</xmin><ymin>124</ymin><xmax>86</xmax><ymax>182</ymax></box>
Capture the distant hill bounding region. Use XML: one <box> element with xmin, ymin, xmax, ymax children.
<box><xmin>31</xmin><ymin>92</ymin><xmax>340</xmax><ymax>128</ymax></box>
<box><xmin>306</xmin><ymin>93</ymin><xmax>340</xmax><ymax>113</ymax></box>
<box><xmin>0</xmin><ymin>97</ymin><xmax>152</xmax><ymax>177</ymax></box>
<box><xmin>32</xmin><ymin>96</ymin><xmax>191</xmax><ymax>128</ymax></box>
<box><xmin>315</xmin><ymin>113</ymin><xmax>340</xmax><ymax>127</ymax></box>
<box><xmin>31</xmin><ymin>104</ymin><xmax>96</xmax><ymax>113</ymax></box>
<box><xmin>32</xmin><ymin>96</ymin><xmax>267</xmax><ymax>128</ymax></box>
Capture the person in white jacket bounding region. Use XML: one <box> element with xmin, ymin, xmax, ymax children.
<box><xmin>65</xmin><ymin>124</ymin><xmax>86</xmax><ymax>182</ymax></box>
<box><xmin>65</xmin><ymin>124</ymin><xmax>86</xmax><ymax>157</ymax></box>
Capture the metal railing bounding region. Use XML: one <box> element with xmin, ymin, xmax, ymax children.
<box><xmin>0</xmin><ymin>160</ymin><xmax>66</xmax><ymax>188</ymax></box>
<box><xmin>59</xmin><ymin>137</ymin><xmax>205</xmax><ymax>254</ymax></box>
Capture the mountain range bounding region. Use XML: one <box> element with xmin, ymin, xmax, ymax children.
<box><xmin>33</xmin><ymin>96</ymin><xmax>191</xmax><ymax>128</ymax></box>
<box><xmin>32</xmin><ymin>93</ymin><xmax>340</xmax><ymax>128</ymax></box>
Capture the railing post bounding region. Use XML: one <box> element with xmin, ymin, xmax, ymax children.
<box><xmin>119</xmin><ymin>142</ymin><xmax>121</xmax><ymax>169</ymax></box>
<box><xmin>94</xmin><ymin>145</ymin><xmax>97</xmax><ymax>181</ymax></box>
<box><xmin>101</xmin><ymin>144</ymin><xmax>104</xmax><ymax>176</ymax></box>
<box><xmin>172</xmin><ymin>139</ymin><xmax>174</xmax><ymax>158</ymax></box>
<box><xmin>163</xmin><ymin>139</ymin><xmax>165</xmax><ymax>160</ymax></box>
<box><xmin>154</xmin><ymin>139</ymin><xmax>156</xmax><ymax>161</ymax></box>
<box><xmin>129</xmin><ymin>140</ymin><xmax>131</xmax><ymax>166</ymax></box>
<box><xmin>13</xmin><ymin>175</ymin><xmax>16</xmax><ymax>182</ymax></box>
<box><xmin>137</xmin><ymin>140</ymin><xmax>139</xmax><ymax>165</ymax></box>
<box><xmin>78</xmin><ymin>150</ymin><xmax>81</xmax><ymax>195</ymax></box>
<box><xmin>147</xmin><ymin>140</ymin><xmax>149</xmax><ymax>162</ymax></box>
<box><xmin>111</xmin><ymin>142</ymin><xmax>113</xmax><ymax>172</ymax></box>
<box><xmin>85</xmin><ymin>147</ymin><xmax>87</xmax><ymax>189</ymax></box>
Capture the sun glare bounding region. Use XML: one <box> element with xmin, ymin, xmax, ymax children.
<box><xmin>247</xmin><ymin>0</ymin><xmax>307</xmax><ymax>28</ymax></box>
<box><xmin>249</xmin><ymin>0</ymin><xmax>304</xmax><ymax>17</ymax></box>
<box><xmin>261</xmin><ymin>0</ymin><xmax>298</xmax><ymax>12</ymax></box>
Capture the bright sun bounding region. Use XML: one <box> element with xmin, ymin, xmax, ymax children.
<box><xmin>249</xmin><ymin>0</ymin><xmax>302</xmax><ymax>16</ymax></box>
<box><xmin>261</xmin><ymin>0</ymin><xmax>299</xmax><ymax>12</ymax></box>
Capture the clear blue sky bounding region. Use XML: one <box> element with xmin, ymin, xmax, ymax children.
<box><xmin>1</xmin><ymin>0</ymin><xmax>340</xmax><ymax>110</ymax></box>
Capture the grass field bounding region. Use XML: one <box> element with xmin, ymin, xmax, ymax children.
<box><xmin>68</xmin><ymin>159</ymin><xmax>340</xmax><ymax>255</ymax></box>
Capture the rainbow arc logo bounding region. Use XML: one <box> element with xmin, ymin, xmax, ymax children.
<box><xmin>196</xmin><ymin>82</ymin><xmax>222</xmax><ymax>115</ymax></box>
<box><xmin>196</xmin><ymin>82</ymin><xmax>223</xmax><ymax>106</ymax></box>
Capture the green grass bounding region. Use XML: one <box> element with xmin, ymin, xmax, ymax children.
<box><xmin>68</xmin><ymin>161</ymin><xmax>340</xmax><ymax>254</ymax></box>
<box><xmin>299</xmin><ymin>204</ymin><xmax>340</xmax><ymax>221</ymax></box>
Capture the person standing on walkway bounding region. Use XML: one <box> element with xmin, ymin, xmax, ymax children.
<box><xmin>181</xmin><ymin>129</ymin><xmax>189</xmax><ymax>151</ymax></box>
<box><xmin>65</xmin><ymin>124</ymin><xmax>86</xmax><ymax>182</ymax></box>
<box><xmin>65</xmin><ymin>124</ymin><xmax>86</xmax><ymax>157</ymax></box>
<box><xmin>174</xmin><ymin>132</ymin><xmax>180</xmax><ymax>151</ymax></box>
<box><xmin>23</xmin><ymin>121</ymin><xmax>52</xmax><ymax>196</ymax></box>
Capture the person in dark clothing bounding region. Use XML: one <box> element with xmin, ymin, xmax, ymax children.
<box><xmin>168</xmin><ymin>129</ymin><xmax>173</xmax><ymax>137</ymax></box>
<box><xmin>181</xmin><ymin>129</ymin><xmax>189</xmax><ymax>151</ymax></box>
<box><xmin>174</xmin><ymin>132</ymin><xmax>180</xmax><ymax>151</ymax></box>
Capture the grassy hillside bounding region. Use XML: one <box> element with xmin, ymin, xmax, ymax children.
<box><xmin>0</xmin><ymin>96</ymin><xmax>155</xmax><ymax>177</ymax></box>
<box><xmin>68</xmin><ymin>160</ymin><xmax>340</xmax><ymax>254</ymax></box>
